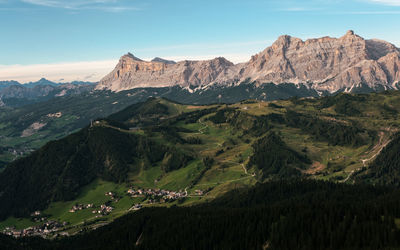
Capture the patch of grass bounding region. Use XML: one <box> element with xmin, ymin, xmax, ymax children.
<box><xmin>0</xmin><ymin>217</ymin><xmax>38</xmax><ymax>231</ymax></box>
<box><xmin>156</xmin><ymin>160</ymin><xmax>203</xmax><ymax>190</ymax></box>
<box><xmin>43</xmin><ymin>180</ymin><xmax>127</xmax><ymax>226</ymax></box>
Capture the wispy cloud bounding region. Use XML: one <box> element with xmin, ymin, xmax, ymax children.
<box><xmin>348</xmin><ymin>10</ymin><xmax>400</xmax><ymax>14</ymax></box>
<box><xmin>367</xmin><ymin>0</ymin><xmax>400</xmax><ymax>6</ymax></box>
<box><xmin>279</xmin><ymin>7</ymin><xmax>321</xmax><ymax>12</ymax></box>
<box><xmin>0</xmin><ymin>59</ymin><xmax>118</xmax><ymax>83</ymax></box>
<box><xmin>0</xmin><ymin>52</ymin><xmax>255</xmax><ymax>83</ymax></box>
<box><xmin>20</xmin><ymin>0</ymin><xmax>139</xmax><ymax>12</ymax></box>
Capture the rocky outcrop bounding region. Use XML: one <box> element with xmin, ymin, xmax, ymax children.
<box><xmin>151</xmin><ymin>57</ymin><xmax>176</xmax><ymax>64</ymax></box>
<box><xmin>97</xmin><ymin>31</ymin><xmax>400</xmax><ymax>93</ymax></box>
<box><xmin>96</xmin><ymin>54</ymin><xmax>237</xmax><ymax>91</ymax></box>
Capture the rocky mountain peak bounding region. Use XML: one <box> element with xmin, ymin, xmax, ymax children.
<box><xmin>210</xmin><ymin>57</ymin><xmax>234</xmax><ymax>66</ymax></box>
<box><xmin>346</xmin><ymin>30</ymin><xmax>354</xmax><ymax>36</ymax></box>
<box><xmin>271</xmin><ymin>35</ymin><xmax>302</xmax><ymax>49</ymax></box>
<box><xmin>339</xmin><ymin>30</ymin><xmax>364</xmax><ymax>43</ymax></box>
<box><xmin>97</xmin><ymin>31</ymin><xmax>400</xmax><ymax>93</ymax></box>
<box><xmin>122</xmin><ymin>52</ymin><xmax>143</xmax><ymax>61</ymax></box>
<box><xmin>151</xmin><ymin>57</ymin><xmax>176</xmax><ymax>64</ymax></box>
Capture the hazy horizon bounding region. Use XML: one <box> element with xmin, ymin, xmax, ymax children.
<box><xmin>1</xmin><ymin>0</ymin><xmax>400</xmax><ymax>82</ymax></box>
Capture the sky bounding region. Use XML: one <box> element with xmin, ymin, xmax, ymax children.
<box><xmin>1</xmin><ymin>0</ymin><xmax>400</xmax><ymax>83</ymax></box>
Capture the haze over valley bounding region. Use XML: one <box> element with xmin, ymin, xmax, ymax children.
<box><xmin>2</xmin><ymin>0</ymin><xmax>400</xmax><ymax>249</ymax></box>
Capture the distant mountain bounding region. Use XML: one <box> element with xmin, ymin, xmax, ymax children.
<box><xmin>69</xmin><ymin>80</ymin><xmax>97</xmax><ymax>85</ymax></box>
<box><xmin>96</xmin><ymin>53</ymin><xmax>235</xmax><ymax>91</ymax></box>
<box><xmin>0</xmin><ymin>80</ymin><xmax>20</xmax><ymax>90</ymax></box>
<box><xmin>97</xmin><ymin>31</ymin><xmax>400</xmax><ymax>93</ymax></box>
<box><xmin>0</xmin><ymin>79</ymin><xmax>96</xmax><ymax>107</ymax></box>
<box><xmin>151</xmin><ymin>57</ymin><xmax>176</xmax><ymax>64</ymax></box>
<box><xmin>24</xmin><ymin>78</ymin><xmax>60</xmax><ymax>88</ymax></box>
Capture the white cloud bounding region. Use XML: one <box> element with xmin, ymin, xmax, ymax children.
<box><xmin>279</xmin><ymin>7</ymin><xmax>321</xmax><ymax>12</ymax></box>
<box><xmin>0</xmin><ymin>60</ymin><xmax>117</xmax><ymax>83</ymax></box>
<box><xmin>367</xmin><ymin>0</ymin><xmax>400</xmax><ymax>6</ymax></box>
<box><xmin>345</xmin><ymin>10</ymin><xmax>400</xmax><ymax>14</ymax></box>
<box><xmin>20</xmin><ymin>0</ymin><xmax>139</xmax><ymax>12</ymax></box>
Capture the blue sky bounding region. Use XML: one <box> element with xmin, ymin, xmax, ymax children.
<box><xmin>1</xmin><ymin>0</ymin><xmax>400</xmax><ymax>82</ymax></box>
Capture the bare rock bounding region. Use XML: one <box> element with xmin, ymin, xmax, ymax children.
<box><xmin>97</xmin><ymin>31</ymin><xmax>400</xmax><ymax>93</ymax></box>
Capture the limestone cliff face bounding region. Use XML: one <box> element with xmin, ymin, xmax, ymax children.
<box><xmin>237</xmin><ymin>30</ymin><xmax>400</xmax><ymax>92</ymax></box>
<box><xmin>96</xmin><ymin>54</ymin><xmax>236</xmax><ymax>91</ymax></box>
<box><xmin>96</xmin><ymin>31</ymin><xmax>400</xmax><ymax>92</ymax></box>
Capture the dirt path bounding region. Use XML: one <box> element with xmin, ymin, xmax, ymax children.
<box><xmin>360</xmin><ymin>129</ymin><xmax>395</xmax><ymax>166</ymax></box>
<box><xmin>341</xmin><ymin>170</ymin><xmax>355</xmax><ymax>183</ymax></box>
<box><xmin>197</xmin><ymin>119</ymin><xmax>208</xmax><ymax>134</ymax></box>
<box><xmin>220</xmin><ymin>159</ymin><xmax>249</xmax><ymax>175</ymax></box>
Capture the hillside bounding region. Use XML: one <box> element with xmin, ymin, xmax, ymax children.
<box><xmin>0</xmin><ymin>83</ymin><xmax>320</xmax><ymax>169</ymax></box>
<box><xmin>354</xmin><ymin>132</ymin><xmax>400</xmax><ymax>186</ymax></box>
<box><xmin>0</xmin><ymin>98</ymin><xmax>194</xmax><ymax>219</ymax></box>
<box><xmin>1</xmin><ymin>91</ymin><xmax>400</xmax><ymax>236</ymax></box>
<box><xmin>2</xmin><ymin>179</ymin><xmax>400</xmax><ymax>250</ymax></box>
<box><xmin>0</xmin><ymin>88</ymin><xmax>172</xmax><ymax>168</ymax></box>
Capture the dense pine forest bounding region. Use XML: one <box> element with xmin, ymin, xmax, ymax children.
<box><xmin>2</xmin><ymin>179</ymin><xmax>400</xmax><ymax>250</ymax></box>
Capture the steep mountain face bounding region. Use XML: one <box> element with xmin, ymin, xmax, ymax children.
<box><xmin>97</xmin><ymin>31</ymin><xmax>400</xmax><ymax>93</ymax></box>
<box><xmin>242</xmin><ymin>30</ymin><xmax>400</xmax><ymax>92</ymax></box>
<box><xmin>96</xmin><ymin>53</ymin><xmax>237</xmax><ymax>91</ymax></box>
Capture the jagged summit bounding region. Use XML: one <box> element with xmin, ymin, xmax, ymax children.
<box><xmin>151</xmin><ymin>57</ymin><xmax>176</xmax><ymax>64</ymax></box>
<box><xmin>97</xmin><ymin>31</ymin><xmax>400</xmax><ymax>93</ymax></box>
<box><xmin>123</xmin><ymin>52</ymin><xmax>143</xmax><ymax>61</ymax></box>
<box><xmin>96</xmin><ymin>54</ymin><xmax>237</xmax><ymax>91</ymax></box>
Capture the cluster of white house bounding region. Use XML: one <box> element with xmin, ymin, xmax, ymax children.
<box><xmin>69</xmin><ymin>203</ymin><xmax>94</xmax><ymax>213</ymax></box>
<box><xmin>127</xmin><ymin>188</ymin><xmax>187</xmax><ymax>200</ymax></box>
<box><xmin>92</xmin><ymin>204</ymin><xmax>114</xmax><ymax>215</ymax></box>
<box><xmin>2</xmin><ymin>220</ymin><xmax>69</xmax><ymax>238</ymax></box>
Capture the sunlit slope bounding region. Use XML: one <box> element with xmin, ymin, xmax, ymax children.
<box><xmin>1</xmin><ymin>91</ymin><xmax>400</xmax><ymax>232</ymax></box>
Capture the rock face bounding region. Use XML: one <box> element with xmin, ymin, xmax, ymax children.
<box><xmin>97</xmin><ymin>31</ymin><xmax>400</xmax><ymax>93</ymax></box>
<box><xmin>151</xmin><ymin>57</ymin><xmax>176</xmax><ymax>65</ymax></box>
<box><xmin>97</xmin><ymin>53</ymin><xmax>237</xmax><ymax>91</ymax></box>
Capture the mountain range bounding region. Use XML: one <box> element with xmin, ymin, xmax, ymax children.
<box><xmin>96</xmin><ymin>31</ymin><xmax>400</xmax><ymax>93</ymax></box>
<box><xmin>0</xmin><ymin>78</ymin><xmax>95</xmax><ymax>107</ymax></box>
<box><xmin>0</xmin><ymin>78</ymin><xmax>94</xmax><ymax>89</ymax></box>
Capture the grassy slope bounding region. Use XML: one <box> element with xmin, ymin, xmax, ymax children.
<box><xmin>2</xmin><ymin>91</ymin><xmax>400</xmax><ymax>233</ymax></box>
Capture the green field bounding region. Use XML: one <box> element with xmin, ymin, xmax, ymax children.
<box><xmin>2</xmin><ymin>92</ymin><xmax>400</xmax><ymax>235</ymax></box>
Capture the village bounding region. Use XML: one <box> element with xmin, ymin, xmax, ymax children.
<box><xmin>1</xmin><ymin>187</ymin><xmax>203</xmax><ymax>238</ymax></box>
<box><xmin>127</xmin><ymin>187</ymin><xmax>191</xmax><ymax>202</ymax></box>
<box><xmin>2</xmin><ymin>220</ymin><xmax>69</xmax><ymax>238</ymax></box>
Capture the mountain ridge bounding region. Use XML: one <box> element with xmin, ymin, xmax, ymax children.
<box><xmin>0</xmin><ymin>79</ymin><xmax>96</xmax><ymax>107</ymax></box>
<box><xmin>96</xmin><ymin>31</ymin><xmax>400</xmax><ymax>93</ymax></box>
